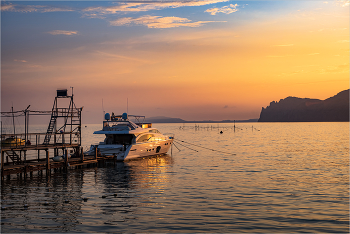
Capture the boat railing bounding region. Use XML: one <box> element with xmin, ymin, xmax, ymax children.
<box><xmin>103</xmin><ymin>120</ymin><xmax>139</xmax><ymax>130</ymax></box>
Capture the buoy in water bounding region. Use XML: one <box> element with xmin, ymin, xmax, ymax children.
<box><xmin>220</xmin><ymin>131</ymin><xmax>223</xmax><ymax>134</ymax></box>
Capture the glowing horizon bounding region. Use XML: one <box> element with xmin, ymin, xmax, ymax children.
<box><xmin>1</xmin><ymin>0</ymin><xmax>349</xmax><ymax>123</ymax></box>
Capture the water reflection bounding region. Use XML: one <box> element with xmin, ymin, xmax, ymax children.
<box><xmin>95</xmin><ymin>155</ymin><xmax>174</xmax><ymax>225</ymax></box>
<box><xmin>126</xmin><ymin>155</ymin><xmax>173</xmax><ymax>189</ymax></box>
<box><xmin>1</xmin><ymin>170</ymin><xmax>86</xmax><ymax>232</ymax></box>
<box><xmin>1</xmin><ymin>154</ymin><xmax>173</xmax><ymax>233</ymax></box>
<box><xmin>1</xmin><ymin>122</ymin><xmax>349</xmax><ymax>233</ymax></box>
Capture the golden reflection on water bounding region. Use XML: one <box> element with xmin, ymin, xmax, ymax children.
<box><xmin>125</xmin><ymin>155</ymin><xmax>173</xmax><ymax>190</ymax></box>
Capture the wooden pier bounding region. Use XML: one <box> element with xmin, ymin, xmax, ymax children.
<box><xmin>1</xmin><ymin>144</ymin><xmax>116</xmax><ymax>180</ymax></box>
<box><xmin>0</xmin><ymin>88</ymin><xmax>104</xmax><ymax>180</ymax></box>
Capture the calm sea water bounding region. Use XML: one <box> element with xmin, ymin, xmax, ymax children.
<box><xmin>1</xmin><ymin>122</ymin><xmax>349</xmax><ymax>233</ymax></box>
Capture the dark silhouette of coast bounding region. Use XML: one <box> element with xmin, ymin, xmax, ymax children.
<box><xmin>258</xmin><ymin>89</ymin><xmax>349</xmax><ymax>122</ymax></box>
<box><xmin>144</xmin><ymin>90</ymin><xmax>349</xmax><ymax>123</ymax></box>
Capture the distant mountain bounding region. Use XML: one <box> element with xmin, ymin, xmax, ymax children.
<box><xmin>258</xmin><ymin>89</ymin><xmax>349</xmax><ymax>122</ymax></box>
<box><xmin>144</xmin><ymin>116</ymin><xmax>186</xmax><ymax>123</ymax></box>
<box><xmin>144</xmin><ymin>116</ymin><xmax>258</xmax><ymax>123</ymax></box>
<box><xmin>186</xmin><ymin>119</ymin><xmax>259</xmax><ymax>123</ymax></box>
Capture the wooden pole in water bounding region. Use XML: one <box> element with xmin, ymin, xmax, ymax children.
<box><xmin>80</xmin><ymin>147</ymin><xmax>84</xmax><ymax>162</ymax></box>
<box><xmin>46</xmin><ymin>149</ymin><xmax>50</xmax><ymax>171</ymax></box>
<box><xmin>65</xmin><ymin>149</ymin><xmax>68</xmax><ymax>167</ymax></box>
<box><xmin>95</xmin><ymin>146</ymin><xmax>97</xmax><ymax>160</ymax></box>
<box><xmin>1</xmin><ymin>150</ymin><xmax>4</xmax><ymax>180</ymax></box>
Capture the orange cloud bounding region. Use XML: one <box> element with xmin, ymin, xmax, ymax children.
<box><xmin>46</xmin><ymin>30</ymin><xmax>79</xmax><ymax>35</ymax></box>
<box><xmin>110</xmin><ymin>15</ymin><xmax>224</xmax><ymax>28</ymax></box>
<box><xmin>205</xmin><ymin>4</ymin><xmax>239</xmax><ymax>15</ymax></box>
<box><xmin>82</xmin><ymin>0</ymin><xmax>230</xmax><ymax>15</ymax></box>
<box><xmin>14</xmin><ymin>59</ymin><xmax>27</xmax><ymax>63</ymax></box>
<box><xmin>1</xmin><ymin>3</ymin><xmax>73</xmax><ymax>12</ymax></box>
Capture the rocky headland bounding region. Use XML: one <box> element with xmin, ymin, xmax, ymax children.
<box><xmin>258</xmin><ymin>89</ymin><xmax>349</xmax><ymax>122</ymax></box>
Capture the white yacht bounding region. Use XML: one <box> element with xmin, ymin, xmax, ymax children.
<box><xmin>86</xmin><ymin>113</ymin><xmax>174</xmax><ymax>161</ymax></box>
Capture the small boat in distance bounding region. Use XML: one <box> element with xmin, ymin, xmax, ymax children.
<box><xmin>1</xmin><ymin>136</ymin><xmax>25</xmax><ymax>147</ymax></box>
<box><xmin>86</xmin><ymin>113</ymin><xmax>174</xmax><ymax>161</ymax></box>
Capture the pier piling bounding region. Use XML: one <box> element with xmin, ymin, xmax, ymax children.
<box><xmin>80</xmin><ymin>148</ymin><xmax>84</xmax><ymax>162</ymax></box>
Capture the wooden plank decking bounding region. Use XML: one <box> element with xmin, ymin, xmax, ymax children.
<box><xmin>1</xmin><ymin>154</ymin><xmax>117</xmax><ymax>178</ymax></box>
<box><xmin>0</xmin><ymin>143</ymin><xmax>113</xmax><ymax>179</ymax></box>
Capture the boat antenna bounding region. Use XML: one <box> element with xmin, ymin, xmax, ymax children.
<box><xmin>127</xmin><ymin>98</ymin><xmax>128</xmax><ymax>114</ymax></box>
<box><xmin>102</xmin><ymin>98</ymin><xmax>105</xmax><ymax>118</ymax></box>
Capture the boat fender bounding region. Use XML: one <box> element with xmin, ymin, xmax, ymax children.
<box><xmin>53</xmin><ymin>156</ymin><xmax>64</xmax><ymax>162</ymax></box>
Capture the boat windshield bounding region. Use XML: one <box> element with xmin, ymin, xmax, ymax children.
<box><xmin>103</xmin><ymin>120</ymin><xmax>139</xmax><ymax>131</ymax></box>
<box><xmin>105</xmin><ymin>134</ymin><xmax>134</xmax><ymax>145</ymax></box>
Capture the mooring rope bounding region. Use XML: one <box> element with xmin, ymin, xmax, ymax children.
<box><xmin>174</xmin><ymin>139</ymin><xmax>236</xmax><ymax>155</ymax></box>
<box><xmin>173</xmin><ymin>141</ymin><xmax>199</xmax><ymax>152</ymax></box>
<box><xmin>172</xmin><ymin>142</ymin><xmax>182</xmax><ymax>152</ymax></box>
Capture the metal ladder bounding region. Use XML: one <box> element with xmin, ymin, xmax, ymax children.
<box><xmin>5</xmin><ymin>150</ymin><xmax>20</xmax><ymax>164</ymax></box>
<box><xmin>43</xmin><ymin>115</ymin><xmax>57</xmax><ymax>145</ymax></box>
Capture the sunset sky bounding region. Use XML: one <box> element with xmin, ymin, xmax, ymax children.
<box><xmin>1</xmin><ymin>0</ymin><xmax>349</xmax><ymax>123</ymax></box>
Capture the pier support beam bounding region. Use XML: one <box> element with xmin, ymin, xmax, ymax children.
<box><xmin>45</xmin><ymin>149</ymin><xmax>50</xmax><ymax>171</ymax></box>
<box><xmin>1</xmin><ymin>150</ymin><xmax>4</xmax><ymax>180</ymax></box>
<box><xmin>65</xmin><ymin>149</ymin><xmax>68</xmax><ymax>167</ymax></box>
<box><xmin>80</xmin><ymin>147</ymin><xmax>84</xmax><ymax>162</ymax></box>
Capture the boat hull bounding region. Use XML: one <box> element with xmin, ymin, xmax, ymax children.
<box><xmin>97</xmin><ymin>139</ymin><xmax>173</xmax><ymax>161</ymax></box>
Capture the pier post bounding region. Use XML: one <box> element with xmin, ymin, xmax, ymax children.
<box><xmin>24</xmin><ymin>165</ymin><xmax>27</xmax><ymax>178</ymax></box>
<box><xmin>95</xmin><ymin>147</ymin><xmax>97</xmax><ymax>160</ymax></box>
<box><xmin>65</xmin><ymin>149</ymin><xmax>68</xmax><ymax>167</ymax></box>
<box><xmin>1</xmin><ymin>150</ymin><xmax>4</xmax><ymax>180</ymax></box>
<box><xmin>80</xmin><ymin>147</ymin><xmax>84</xmax><ymax>162</ymax></box>
<box><xmin>46</xmin><ymin>149</ymin><xmax>50</xmax><ymax>171</ymax></box>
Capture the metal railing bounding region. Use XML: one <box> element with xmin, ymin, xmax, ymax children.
<box><xmin>1</xmin><ymin>131</ymin><xmax>80</xmax><ymax>149</ymax></box>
